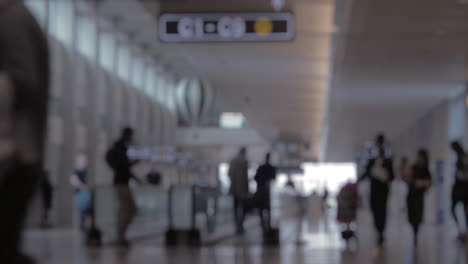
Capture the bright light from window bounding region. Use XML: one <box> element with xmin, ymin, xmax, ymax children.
<box><xmin>77</xmin><ymin>16</ymin><xmax>97</xmax><ymax>60</ymax></box>
<box><xmin>99</xmin><ymin>32</ymin><xmax>115</xmax><ymax>72</ymax></box>
<box><xmin>219</xmin><ymin>162</ymin><xmax>357</xmax><ymax>196</ymax></box>
<box><xmin>117</xmin><ymin>45</ymin><xmax>130</xmax><ymax>81</ymax></box>
<box><xmin>273</xmin><ymin>163</ymin><xmax>357</xmax><ymax>195</ymax></box>
<box><xmin>220</xmin><ymin>112</ymin><xmax>245</xmax><ymax>129</ymax></box>
<box><xmin>55</xmin><ymin>1</ymin><xmax>74</xmax><ymax>46</ymax></box>
<box><xmin>218</xmin><ymin>163</ymin><xmax>230</xmax><ymax>193</ymax></box>
<box><xmin>131</xmin><ymin>56</ymin><xmax>144</xmax><ymax>89</ymax></box>
<box><xmin>25</xmin><ymin>0</ymin><xmax>47</xmax><ymax>27</ymax></box>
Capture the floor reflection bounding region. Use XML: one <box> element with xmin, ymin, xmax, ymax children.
<box><xmin>23</xmin><ymin>211</ymin><xmax>465</xmax><ymax>264</ymax></box>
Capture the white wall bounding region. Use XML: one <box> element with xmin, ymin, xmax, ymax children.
<box><xmin>392</xmin><ymin>95</ymin><xmax>465</xmax><ymax>226</ymax></box>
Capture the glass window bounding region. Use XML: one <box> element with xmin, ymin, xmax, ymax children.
<box><xmin>145</xmin><ymin>66</ymin><xmax>155</xmax><ymax>96</ymax></box>
<box><xmin>156</xmin><ymin>76</ymin><xmax>167</xmax><ymax>105</ymax></box>
<box><xmin>117</xmin><ymin>43</ymin><xmax>130</xmax><ymax>82</ymax></box>
<box><xmin>77</xmin><ymin>16</ymin><xmax>97</xmax><ymax>60</ymax></box>
<box><xmin>54</xmin><ymin>0</ymin><xmax>74</xmax><ymax>46</ymax></box>
<box><xmin>25</xmin><ymin>0</ymin><xmax>48</xmax><ymax>28</ymax></box>
<box><xmin>131</xmin><ymin>55</ymin><xmax>144</xmax><ymax>89</ymax></box>
<box><xmin>165</xmin><ymin>77</ymin><xmax>177</xmax><ymax>111</ymax></box>
<box><xmin>99</xmin><ymin>31</ymin><xmax>116</xmax><ymax>72</ymax></box>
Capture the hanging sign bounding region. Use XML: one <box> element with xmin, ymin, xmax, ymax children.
<box><xmin>159</xmin><ymin>12</ymin><xmax>295</xmax><ymax>42</ymax></box>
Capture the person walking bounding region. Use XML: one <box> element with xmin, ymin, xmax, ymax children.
<box><xmin>0</xmin><ymin>0</ymin><xmax>50</xmax><ymax>262</ymax></box>
<box><xmin>450</xmin><ymin>141</ymin><xmax>468</xmax><ymax>241</ymax></box>
<box><xmin>229</xmin><ymin>147</ymin><xmax>250</xmax><ymax>234</ymax></box>
<box><xmin>70</xmin><ymin>154</ymin><xmax>92</xmax><ymax>232</ymax></box>
<box><xmin>360</xmin><ymin>134</ymin><xmax>394</xmax><ymax>247</ymax></box>
<box><xmin>107</xmin><ymin>127</ymin><xmax>142</xmax><ymax>247</ymax></box>
<box><xmin>254</xmin><ymin>153</ymin><xmax>277</xmax><ymax>232</ymax></box>
<box><xmin>403</xmin><ymin>149</ymin><xmax>432</xmax><ymax>246</ymax></box>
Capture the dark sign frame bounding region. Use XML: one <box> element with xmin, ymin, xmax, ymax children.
<box><xmin>159</xmin><ymin>12</ymin><xmax>295</xmax><ymax>43</ymax></box>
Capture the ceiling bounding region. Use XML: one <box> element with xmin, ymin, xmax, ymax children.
<box><xmin>97</xmin><ymin>0</ymin><xmax>468</xmax><ymax>162</ymax></box>
<box><xmin>146</xmin><ymin>0</ymin><xmax>336</xmax><ymax>159</ymax></box>
<box><xmin>325</xmin><ymin>0</ymin><xmax>468</xmax><ymax>161</ymax></box>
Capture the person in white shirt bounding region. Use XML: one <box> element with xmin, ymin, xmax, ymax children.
<box><xmin>359</xmin><ymin>134</ymin><xmax>395</xmax><ymax>247</ymax></box>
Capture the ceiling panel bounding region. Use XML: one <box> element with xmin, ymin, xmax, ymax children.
<box><xmin>137</xmin><ymin>0</ymin><xmax>336</xmax><ymax>159</ymax></box>
<box><xmin>325</xmin><ymin>0</ymin><xmax>468</xmax><ymax>161</ymax></box>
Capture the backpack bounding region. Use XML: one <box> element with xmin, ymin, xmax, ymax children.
<box><xmin>105</xmin><ymin>145</ymin><xmax>118</xmax><ymax>170</ymax></box>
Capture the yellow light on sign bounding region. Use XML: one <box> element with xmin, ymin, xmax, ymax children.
<box><xmin>254</xmin><ymin>18</ymin><xmax>273</xmax><ymax>36</ymax></box>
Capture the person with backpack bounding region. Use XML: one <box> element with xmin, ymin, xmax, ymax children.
<box><xmin>0</xmin><ymin>0</ymin><xmax>50</xmax><ymax>263</ymax></box>
<box><xmin>403</xmin><ymin>149</ymin><xmax>432</xmax><ymax>246</ymax></box>
<box><xmin>450</xmin><ymin>141</ymin><xmax>468</xmax><ymax>241</ymax></box>
<box><xmin>359</xmin><ymin>134</ymin><xmax>394</xmax><ymax>248</ymax></box>
<box><xmin>106</xmin><ymin>127</ymin><xmax>142</xmax><ymax>247</ymax></box>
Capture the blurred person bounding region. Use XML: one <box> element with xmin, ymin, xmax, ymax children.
<box><xmin>0</xmin><ymin>0</ymin><xmax>50</xmax><ymax>263</ymax></box>
<box><xmin>321</xmin><ymin>186</ymin><xmax>329</xmax><ymax>212</ymax></box>
<box><xmin>228</xmin><ymin>147</ymin><xmax>249</xmax><ymax>234</ymax></box>
<box><xmin>40</xmin><ymin>170</ymin><xmax>53</xmax><ymax>229</ymax></box>
<box><xmin>398</xmin><ymin>156</ymin><xmax>411</xmax><ymax>213</ymax></box>
<box><xmin>450</xmin><ymin>141</ymin><xmax>468</xmax><ymax>241</ymax></box>
<box><xmin>400</xmin><ymin>156</ymin><xmax>411</xmax><ymax>182</ymax></box>
<box><xmin>70</xmin><ymin>154</ymin><xmax>92</xmax><ymax>231</ymax></box>
<box><xmin>286</xmin><ymin>176</ymin><xmax>295</xmax><ymax>188</ymax></box>
<box><xmin>254</xmin><ymin>153</ymin><xmax>277</xmax><ymax>232</ymax></box>
<box><xmin>106</xmin><ymin>127</ymin><xmax>142</xmax><ymax>247</ymax></box>
<box><xmin>404</xmin><ymin>149</ymin><xmax>432</xmax><ymax>246</ymax></box>
<box><xmin>359</xmin><ymin>134</ymin><xmax>394</xmax><ymax>247</ymax></box>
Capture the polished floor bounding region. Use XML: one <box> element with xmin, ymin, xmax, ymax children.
<box><xmin>23</xmin><ymin>209</ymin><xmax>468</xmax><ymax>264</ymax></box>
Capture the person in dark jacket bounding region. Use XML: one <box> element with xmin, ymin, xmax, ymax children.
<box><xmin>254</xmin><ymin>153</ymin><xmax>277</xmax><ymax>232</ymax></box>
<box><xmin>0</xmin><ymin>1</ymin><xmax>49</xmax><ymax>263</ymax></box>
<box><xmin>359</xmin><ymin>134</ymin><xmax>394</xmax><ymax>247</ymax></box>
<box><xmin>108</xmin><ymin>127</ymin><xmax>142</xmax><ymax>247</ymax></box>
<box><xmin>450</xmin><ymin>141</ymin><xmax>468</xmax><ymax>241</ymax></box>
<box><xmin>404</xmin><ymin>149</ymin><xmax>432</xmax><ymax>246</ymax></box>
<box><xmin>228</xmin><ymin>147</ymin><xmax>249</xmax><ymax>234</ymax></box>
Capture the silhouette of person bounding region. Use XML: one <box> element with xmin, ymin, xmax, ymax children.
<box><xmin>405</xmin><ymin>149</ymin><xmax>431</xmax><ymax>246</ymax></box>
<box><xmin>229</xmin><ymin>147</ymin><xmax>249</xmax><ymax>234</ymax></box>
<box><xmin>450</xmin><ymin>141</ymin><xmax>468</xmax><ymax>241</ymax></box>
<box><xmin>254</xmin><ymin>153</ymin><xmax>277</xmax><ymax>232</ymax></box>
<box><xmin>0</xmin><ymin>1</ymin><xmax>50</xmax><ymax>262</ymax></box>
<box><xmin>360</xmin><ymin>134</ymin><xmax>394</xmax><ymax>247</ymax></box>
<box><xmin>108</xmin><ymin>127</ymin><xmax>142</xmax><ymax>247</ymax></box>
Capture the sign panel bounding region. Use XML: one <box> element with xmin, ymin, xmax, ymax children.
<box><xmin>159</xmin><ymin>12</ymin><xmax>295</xmax><ymax>43</ymax></box>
